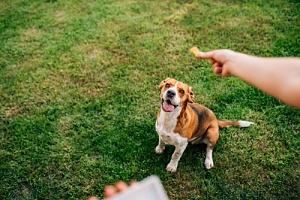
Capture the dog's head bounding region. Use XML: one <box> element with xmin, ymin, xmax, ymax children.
<box><xmin>159</xmin><ymin>78</ymin><xmax>194</xmax><ymax>112</ymax></box>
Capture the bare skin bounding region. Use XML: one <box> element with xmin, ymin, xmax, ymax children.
<box><xmin>197</xmin><ymin>50</ymin><xmax>300</xmax><ymax>108</ymax></box>
<box><xmin>88</xmin><ymin>181</ymin><xmax>137</xmax><ymax>200</ymax></box>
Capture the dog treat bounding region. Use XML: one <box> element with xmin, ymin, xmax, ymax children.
<box><xmin>189</xmin><ymin>47</ymin><xmax>200</xmax><ymax>57</ymax></box>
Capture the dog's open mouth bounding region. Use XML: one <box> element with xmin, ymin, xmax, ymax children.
<box><xmin>162</xmin><ymin>99</ymin><xmax>178</xmax><ymax>112</ymax></box>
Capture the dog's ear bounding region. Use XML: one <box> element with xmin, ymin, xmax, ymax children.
<box><xmin>188</xmin><ymin>87</ymin><xmax>195</xmax><ymax>103</ymax></box>
<box><xmin>159</xmin><ymin>78</ymin><xmax>170</xmax><ymax>89</ymax></box>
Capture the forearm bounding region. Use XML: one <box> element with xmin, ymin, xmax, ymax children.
<box><xmin>229</xmin><ymin>53</ymin><xmax>300</xmax><ymax>107</ymax></box>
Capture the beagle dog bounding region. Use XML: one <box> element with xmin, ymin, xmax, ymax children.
<box><xmin>155</xmin><ymin>78</ymin><xmax>253</xmax><ymax>172</ymax></box>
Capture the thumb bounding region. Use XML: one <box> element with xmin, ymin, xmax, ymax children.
<box><xmin>197</xmin><ymin>51</ymin><xmax>216</xmax><ymax>59</ymax></box>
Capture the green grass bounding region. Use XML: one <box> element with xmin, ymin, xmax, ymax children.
<box><xmin>1</xmin><ymin>0</ymin><xmax>299</xmax><ymax>199</ymax></box>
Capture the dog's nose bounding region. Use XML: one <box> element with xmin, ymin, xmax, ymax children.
<box><xmin>167</xmin><ymin>90</ymin><xmax>176</xmax><ymax>98</ymax></box>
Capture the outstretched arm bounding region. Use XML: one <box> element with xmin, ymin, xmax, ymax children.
<box><xmin>193</xmin><ymin>49</ymin><xmax>300</xmax><ymax>108</ymax></box>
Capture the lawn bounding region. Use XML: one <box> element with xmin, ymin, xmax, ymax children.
<box><xmin>1</xmin><ymin>0</ymin><xmax>299</xmax><ymax>199</ymax></box>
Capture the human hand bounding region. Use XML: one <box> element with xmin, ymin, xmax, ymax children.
<box><xmin>197</xmin><ymin>49</ymin><xmax>238</xmax><ymax>77</ymax></box>
<box><xmin>104</xmin><ymin>181</ymin><xmax>137</xmax><ymax>198</ymax></box>
<box><xmin>87</xmin><ymin>181</ymin><xmax>137</xmax><ymax>200</ymax></box>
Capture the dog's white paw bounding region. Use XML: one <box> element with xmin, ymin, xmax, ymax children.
<box><xmin>155</xmin><ymin>146</ymin><xmax>164</xmax><ymax>154</ymax></box>
<box><xmin>166</xmin><ymin>163</ymin><xmax>177</xmax><ymax>173</ymax></box>
<box><xmin>205</xmin><ymin>158</ymin><xmax>214</xmax><ymax>169</ymax></box>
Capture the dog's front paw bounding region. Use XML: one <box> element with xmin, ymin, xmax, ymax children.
<box><xmin>155</xmin><ymin>146</ymin><xmax>164</xmax><ymax>154</ymax></box>
<box><xmin>166</xmin><ymin>163</ymin><xmax>177</xmax><ymax>172</ymax></box>
<box><xmin>205</xmin><ymin>158</ymin><xmax>214</xmax><ymax>169</ymax></box>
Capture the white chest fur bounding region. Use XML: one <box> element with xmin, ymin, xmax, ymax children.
<box><xmin>155</xmin><ymin>108</ymin><xmax>189</xmax><ymax>172</ymax></box>
<box><xmin>155</xmin><ymin>108</ymin><xmax>187</xmax><ymax>146</ymax></box>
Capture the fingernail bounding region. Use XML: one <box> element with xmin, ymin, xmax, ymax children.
<box><xmin>198</xmin><ymin>52</ymin><xmax>204</xmax><ymax>57</ymax></box>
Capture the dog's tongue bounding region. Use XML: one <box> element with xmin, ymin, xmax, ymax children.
<box><xmin>163</xmin><ymin>101</ymin><xmax>175</xmax><ymax>112</ymax></box>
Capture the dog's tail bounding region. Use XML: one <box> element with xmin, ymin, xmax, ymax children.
<box><xmin>218</xmin><ymin>120</ymin><xmax>254</xmax><ymax>129</ymax></box>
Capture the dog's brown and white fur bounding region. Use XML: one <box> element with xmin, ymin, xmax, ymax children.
<box><xmin>155</xmin><ymin>78</ymin><xmax>253</xmax><ymax>172</ymax></box>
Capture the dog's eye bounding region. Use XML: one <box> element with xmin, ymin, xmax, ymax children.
<box><xmin>179</xmin><ymin>90</ymin><xmax>185</xmax><ymax>94</ymax></box>
<box><xmin>165</xmin><ymin>83</ymin><xmax>170</xmax><ymax>88</ymax></box>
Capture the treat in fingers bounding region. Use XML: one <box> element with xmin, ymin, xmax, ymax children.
<box><xmin>189</xmin><ymin>47</ymin><xmax>200</xmax><ymax>57</ymax></box>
